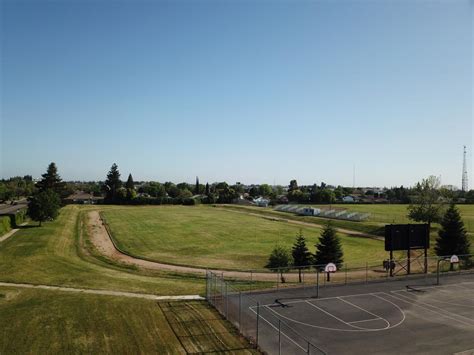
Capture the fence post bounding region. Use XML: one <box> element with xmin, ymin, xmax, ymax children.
<box><xmin>225</xmin><ymin>283</ymin><xmax>228</xmax><ymax>317</ymax></box>
<box><xmin>345</xmin><ymin>264</ymin><xmax>348</xmax><ymax>285</ymax></box>
<box><xmin>316</xmin><ymin>268</ymin><xmax>319</xmax><ymax>298</ymax></box>
<box><xmin>239</xmin><ymin>291</ymin><xmax>242</xmax><ymax>329</ymax></box>
<box><xmin>256</xmin><ymin>302</ymin><xmax>260</xmax><ymax>348</ymax></box>
<box><xmin>206</xmin><ymin>270</ymin><xmax>209</xmax><ymax>300</ymax></box>
<box><xmin>365</xmin><ymin>262</ymin><xmax>368</xmax><ymax>283</ymax></box>
<box><xmin>276</xmin><ymin>269</ymin><xmax>279</xmax><ymax>291</ymax></box>
<box><xmin>221</xmin><ymin>275</ymin><xmax>224</xmax><ymax>311</ymax></box>
<box><xmin>278</xmin><ymin>320</ymin><xmax>281</xmax><ymax>355</ymax></box>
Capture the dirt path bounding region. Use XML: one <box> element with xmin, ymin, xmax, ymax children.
<box><xmin>88</xmin><ymin>211</ymin><xmax>380</xmax><ymax>282</ymax></box>
<box><xmin>88</xmin><ymin>211</ymin><xmax>300</xmax><ymax>281</ymax></box>
<box><xmin>218</xmin><ymin>206</ymin><xmax>384</xmax><ymax>241</ymax></box>
<box><xmin>0</xmin><ymin>223</ymin><xmax>28</xmax><ymax>243</ymax></box>
<box><xmin>0</xmin><ymin>281</ymin><xmax>203</xmax><ymax>300</ymax></box>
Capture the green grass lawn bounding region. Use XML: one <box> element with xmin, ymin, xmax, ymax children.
<box><xmin>0</xmin><ymin>287</ymin><xmax>254</xmax><ymax>354</ymax></box>
<box><xmin>220</xmin><ymin>204</ymin><xmax>474</xmax><ymax>254</ymax></box>
<box><xmin>0</xmin><ymin>205</ymin><xmax>204</xmax><ymax>295</ymax></box>
<box><xmin>103</xmin><ymin>205</ymin><xmax>388</xmax><ymax>270</ymax></box>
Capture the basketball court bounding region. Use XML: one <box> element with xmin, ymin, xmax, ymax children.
<box><xmin>241</xmin><ymin>274</ymin><xmax>474</xmax><ymax>354</ymax></box>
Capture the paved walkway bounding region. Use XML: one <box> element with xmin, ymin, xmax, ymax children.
<box><xmin>0</xmin><ymin>223</ymin><xmax>28</xmax><ymax>243</ymax></box>
<box><xmin>0</xmin><ymin>281</ymin><xmax>204</xmax><ymax>301</ymax></box>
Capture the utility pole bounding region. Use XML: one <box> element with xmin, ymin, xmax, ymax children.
<box><xmin>462</xmin><ymin>145</ymin><xmax>468</xmax><ymax>192</ymax></box>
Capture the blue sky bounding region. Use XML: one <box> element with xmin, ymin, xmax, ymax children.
<box><xmin>1</xmin><ymin>0</ymin><xmax>472</xmax><ymax>187</ymax></box>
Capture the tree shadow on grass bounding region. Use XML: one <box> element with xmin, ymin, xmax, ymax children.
<box><xmin>17</xmin><ymin>225</ymin><xmax>38</xmax><ymax>229</ymax></box>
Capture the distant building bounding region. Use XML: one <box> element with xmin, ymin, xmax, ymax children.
<box><xmin>342</xmin><ymin>196</ymin><xmax>356</xmax><ymax>203</ymax></box>
<box><xmin>300</xmin><ymin>207</ymin><xmax>321</xmax><ymax>216</ymax></box>
<box><xmin>254</xmin><ymin>197</ymin><xmax>270</xmax><ymax>207</ymax></box>
<box><xmin>64</xmin><ymin>191</ymin><xmax>103</xmax><ymax>204</ymax></box>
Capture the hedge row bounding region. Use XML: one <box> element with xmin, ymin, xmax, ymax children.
<box><xmin>102</xmin><ymin>196</ymin><xmax>209</xmax><ymax>206</ymax></box>
<box><xmin>0</xmin><ymin>216</ymin><xmax>11</xmax><ymax>236</ymax></box>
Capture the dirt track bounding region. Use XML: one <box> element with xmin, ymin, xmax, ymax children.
<box><xmin>88</xmin><ymin>211</ymin><xmax>378</xmax><ymax>282</ymax></box>
<box><xmin>88</xmin><ymin>210</ymin><xmax>284</xmax><ymax>281</ymax></box>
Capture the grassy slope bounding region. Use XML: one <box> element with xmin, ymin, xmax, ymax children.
<box><xmin>103</xmin><ymin>205</ymin><xmax>387</xmax><ymax>270</ymax></box>
<box><xmin>0</xmin><ymin>206</ymin><xmax>255</xmax><ymax>353</ymax></box>
<box><xmin>0</xmin><ymin>287</ymin><xmax>254</xmax><ymax>354</ymax></box>
<box><xmin>0</xmin><ymin>205</ymin><xmax>204</xmax><ymax>295</ymax></box>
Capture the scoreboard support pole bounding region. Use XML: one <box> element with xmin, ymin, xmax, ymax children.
<box><xmin>407</xmin><ymin>248</ymin><xmax>411</xmax><ymax>275</ymax></box>
<box><xmin>424</xmin><ymin>247</ymin><xmax>428</xmax><ymax>274</ymax></box>
<box><xmin>389</xmin><ymin>250</ymin><xmax>393</xmax><ymax>277</ymax></box>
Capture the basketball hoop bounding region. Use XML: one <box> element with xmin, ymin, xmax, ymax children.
<box><xmin>449</xmin><ymin>255</ymin><xmax>459</xmax><ymax>264</ymax></box>
<box><xmin>324</xmin><ymin>263</ymin><xmax>337</xmax><ymax>273</ymax></box>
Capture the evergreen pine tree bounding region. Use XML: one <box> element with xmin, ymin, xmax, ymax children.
<box><xmin>104</xmin><ymin>163</ymin><xmax>122</xmax><ymax>203</ymax></box>
<box><xmin>195</xmin><ymin>177</ymin><xmax>200</xmax><ymax>195</ymax></box>
<box><xmin>435</xmin><ymin>204</ymin><xmax>471</xmax><ymax>263</ymax></box>
<box><xmin>125</xmin><ymin>174</ymin><xmax>135</xmax><ymax>200</ymax></box>
<box><xmin>36</xmin><ymin>162</ymin><xmax>66</xmax><ymax>195</ymax></box>
<box><xmin>314</xmin><ymin>222</ymin><xmax>344</xmax><ymax>268</ymax></box>
<box><xmin>125</xmin><ymin>174</ymin><xmax>134</xmax><ymax>190</ymax></box>
<box><xmin>205</xmin><ymin>182</ymin><xmax>210</xmax><ymax>196</ymax></box>
<box><xmin>292</xmin><ymin>230</ymin><xmax>312</xmax><ymax>282</ymax></box>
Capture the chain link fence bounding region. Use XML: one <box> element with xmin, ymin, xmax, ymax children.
<box><xmin>207</xmin><ymin>270</ymin><xmax>327</xmax><ymax>355</ymax></box>
<box><xmin>206</xmin><ymin>254</ymin><xmax>473</xmax><ymax>354</ymax></box>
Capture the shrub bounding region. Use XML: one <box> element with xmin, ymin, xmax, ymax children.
<box><xmin>0</xmin><ymin>216</ymin><xmax>11</xmax><ymax>236</ymax></box>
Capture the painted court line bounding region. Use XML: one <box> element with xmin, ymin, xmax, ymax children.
<box><xmin>248</xmin><ymin>306</ymin><xmax>307</xmax><ymax>352</ymax></box>
<box><xmin>305</xmin><ymin>299</ymin><xmax>389</xmax><ymax>331</ymax></box>
<box><xmin>387</xmin><ymin>293</ymin><xmax>474</xmax><ymax>327</ymax></box>
<box><xmin>394</xmin><ymin>289</ymin><xmax>474</xmax><ymax>309</ymax></box>
<box><xmin>391</xmin><ymin>291</ymin><xmax>474</xmax><ymax>323</ymax></box>
<box><xmin>337</xmin><ymin>297</ymin><xmax>387</xmax><ymax>325</ymax></box>
<box><xmin>347</xmin><ymin>318</ymin><xmax>380</xmax><ymax>324</ymax></box>
<box><xmin>259</xmin><ymin>294</ymin><xmax>404</xmax><ymax>333</ymax></box>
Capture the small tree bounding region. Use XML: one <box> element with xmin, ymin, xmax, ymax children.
<box><xmin>292</xmin><ymin>231</ymin><xmax>312</xmax><ymax>282</ymax></box>
<box><xmin>266</xmin><ymin>245</ymin><xmax>292</xmax><ymax>282</ymax></box>
<box><xmin>205</xmin><ymin>182</ymin><xmax>210</xmax><ymax>196</ymax></box>
<box><xmin>27</xmin><ymin>190</ymin><xmax>61</xmax><ymax>226</ymax></box>
<box><xmin>104</xmin><ymin>163</ymin><xmax>122</xmax><ymax>203</ymax></box>
<box><xmin>408</xmin><ymin>176</ymin><xmax>445</xmax><ymax>227</ymax></box>
<box><xmin>435</xmin><ymin>204</ymin><xmax>471</xmax><ymax>267</ymax></box>
<box><xmin>314</xmin><ymin>222</ymin><xmax>344</xmax><ymax>268</ymax></box>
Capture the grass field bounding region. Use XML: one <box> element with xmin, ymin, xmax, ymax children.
<box><xmin>0</xmin><ymin>205</ymin><xmax>204</xmax><ymax>295</ymax></box>
<box><xmin>0</xmin><ymin>287</ymin><xmax>254</xmax><ymax>354</ymax></box>
<box><xmin>102</xmin><ymin>205</ymin><xmax>388</xmax><ymax>270</ymax></box>
<box><xmin>219</xmin><ymin>204</ymin><xmax>474</xmax><ymax>253</ymax></box>
<box><xmin>0</xmin><ymin>205</ymin><xmax>257</xmax><ymax>353</ymax></box>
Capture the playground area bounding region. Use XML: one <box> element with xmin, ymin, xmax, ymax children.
<box><xmin>209</xmin><ymin>272</ymin><xmax>474</xmax><ymax>354</ymax></box>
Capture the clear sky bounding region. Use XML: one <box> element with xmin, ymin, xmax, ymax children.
<box><xmin>1</xmin><ymin>0</ymin><xmax>472</xmax><ymax>187</ymax></box>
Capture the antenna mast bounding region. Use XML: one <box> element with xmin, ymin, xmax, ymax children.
<box><xmin>462</xmin><ymin>145</ymin><xmax>468</xmax><ymax>192</ymax></box>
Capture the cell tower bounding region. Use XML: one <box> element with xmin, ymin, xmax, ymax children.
<box><xmin>462</xmin><ymin>145</ymin><xmax>468</xmax><ymax>192</ymax></box>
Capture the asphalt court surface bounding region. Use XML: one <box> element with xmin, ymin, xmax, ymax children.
<box><xmin>244</xmin><ymin>274</ymin><xmax>474</xmax><ymax>354</ymax></box>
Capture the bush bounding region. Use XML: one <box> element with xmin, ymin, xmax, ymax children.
<box><xmin>183</xmin><ymin>198</ymin><xmax>199</xmax><ymax>206</ymax></box>
<box><xmin>12</xmin><ymin>209</ymin><xmax>27</xmax><ymax>227</ymax></box>
<box><xmin>0</xmin><ymin>216</ymin><xmax>11</xmax><ymax>236</ymax></box>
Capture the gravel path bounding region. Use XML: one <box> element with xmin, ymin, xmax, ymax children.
<box><xmin>0</xmin><ymin>281</ymin><xmax>203</xmax><ymax>300</ymax></box>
